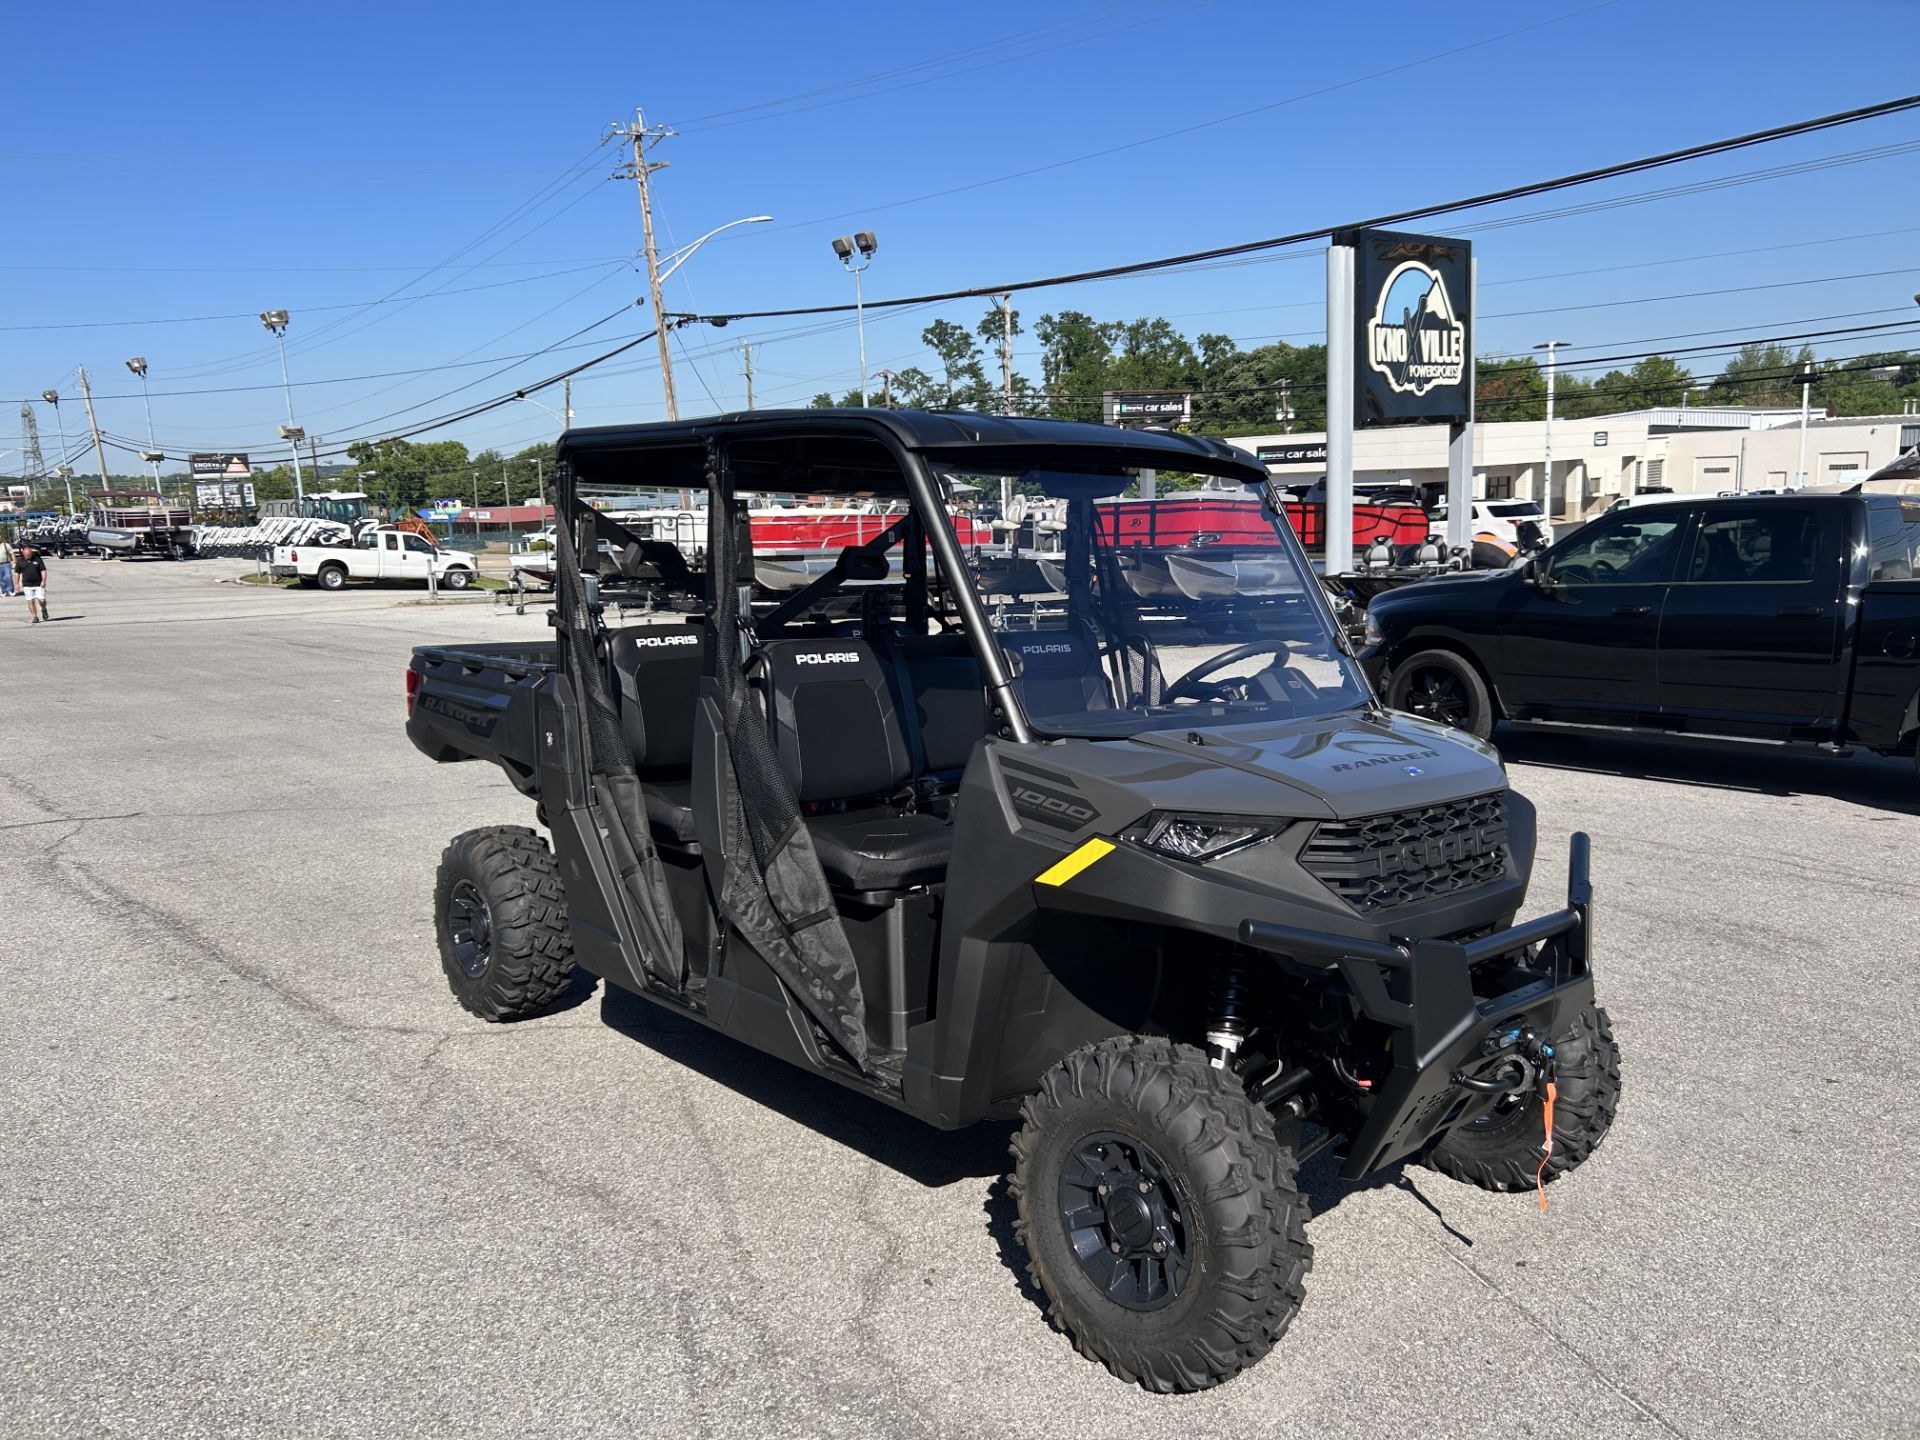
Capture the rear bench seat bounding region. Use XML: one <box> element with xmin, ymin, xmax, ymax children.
<box><xmin>606</xmin><ymin>622</ymin><xmax>705</xmax><ymax>844</ymax></box>
<box><xmin>761</xmin><ymin>638</ymin><xmax>951</xmax><ymax>891</ymax></box>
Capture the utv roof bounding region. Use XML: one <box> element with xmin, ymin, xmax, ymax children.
<box><xmin>555</xmin><ymin>408</ymin><xmax>1271</xmax><ymax>493</ymax></box>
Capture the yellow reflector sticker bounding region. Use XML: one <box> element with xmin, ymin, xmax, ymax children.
<box><xmin>1034</xmin><ymin>837</ymin><xmax>1116</xmax><ymax>888</ymax></box>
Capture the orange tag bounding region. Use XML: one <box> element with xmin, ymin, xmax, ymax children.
<box><xmin>1535</xmin><ymin>1079</ymin><xmax>1558</xmax><ymax>1213</ymax></box>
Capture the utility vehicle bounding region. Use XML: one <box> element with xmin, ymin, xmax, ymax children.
<box><xmin>406</xmin><ymin>411</ymin><xmax>1620</xmax><ymax>1392</ymax></box>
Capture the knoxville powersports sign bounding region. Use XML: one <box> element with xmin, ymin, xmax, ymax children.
<box><xmin>1343</xmin><ymin>229</ymin><xmax>1472</xmax><ymax>427</ymax></box>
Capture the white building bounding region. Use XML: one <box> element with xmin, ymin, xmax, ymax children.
<box><xmin>1227</xmin><ymin>409</ymin><xmax>1920</xmax><ymax>520</ymax></box>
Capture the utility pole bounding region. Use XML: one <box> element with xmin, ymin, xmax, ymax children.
<box><xmin>876</xmin><ymin>369</ymin><xmax>895</xmax><ymax>409</ymax></box>
<box><xmin>998</xmin><ymin>293</ymin><xmax>1015</xmax><ymax>415</ymax></box>
<box><xmin>611</xmin><ymin>109</ymin><xmax>679</xmax><ymax>420</ymax></box>
<box><xmin>741</xmin><ymin>342</ymin><xmax>755</xmax><ymax>410</ymax></box>
<box><xmin>562</xmin><ymin>378</ymin><xmax>573</xmax><ymax>428</ymax></box>
<box><xmin>19</xmin><ymin>404</ymin><xmax>43</xmax><ymax>484</ymax></box>
<box><xmin>1277</xmin><ymin>377</ymin><xmax>1294</xmax><ymax>434</ymax></box>
<box><xmin>308</xmin><ymin>435</ymin><xmax>324</xmax><ymax>489</ymax></box>
<box><xmin>1533</xmin><ymin>340</ymin><xmax>1569</xmax><ymax>516</ymax></box>
<box><xmin>77</xmin><ymin>367</ymin><xmax>111</xmax><ymax>491</ymax></box>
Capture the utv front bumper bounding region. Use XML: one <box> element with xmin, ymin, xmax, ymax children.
<box><xmin>1238</xmin><ymin>833</ymin><xmax>1597</xmax><ymax>1180</ymax></box>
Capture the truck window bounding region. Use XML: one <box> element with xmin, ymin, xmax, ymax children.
<box><xmin>1544</xmin><ymin>516</ymin><xmax>1682</xmax><ymax>586</ymax></box>
<box><xmin>403</xmin><ymin>534</ymin><xmax>435</xmax><ymax>554</ymax></box>
<box><xmin>357</xmin><ymin>530</ymin><xmax>379</xmax><ymax>549</ymax></box>
<box><xmin>1684</xmin><ymin>510</ymin><xmax>1818</xmax><ymax>583</ymax></box>
<box><xmin>1867</xmin><ymin>502</ymin><xmax>1920</xmax><ymax>581</ymax></box>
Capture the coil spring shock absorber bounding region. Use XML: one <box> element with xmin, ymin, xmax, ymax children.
<box><xmin>1206</xmin><ymin>959</ymin><xmax>1256</xmax><ymax>1070</ymax></box>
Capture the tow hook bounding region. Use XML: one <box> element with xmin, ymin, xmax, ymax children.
<box><xmin>1452</xmin><ymin>1026</ymin><xmax>1555</xmax><ymax>1096</ymax></box>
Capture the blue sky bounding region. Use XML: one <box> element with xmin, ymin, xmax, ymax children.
<box><xmin>5</xmin><ymin>0</ymin><xmax>1920</xmax><ymax>476</ymax></box>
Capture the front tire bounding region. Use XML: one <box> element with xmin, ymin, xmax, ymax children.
<box><xmin>440</xmin><ymin>567</ymin><xmax>472</xmax><ymax>591</ymax></box>
<box><xmin>1423</xmin><ymin>1004</ymin><xmax>1621</xmax><ymax>1192</ymax></box>
<box><xmin>1010</xmin><ymin>1036</ymin><xmax>1312</xmax><ymax>1392</ymax></box>
<box><xmin>434</xmin><ymin>826</ymin><xmax>577</xmax><ymax>1021</ymax></box>
<box><xmin>1386</xmin><ymin>647</ymin><xmax>1494</xmax><ymax>740</ymax></box>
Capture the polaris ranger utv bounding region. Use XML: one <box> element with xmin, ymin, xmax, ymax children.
<box><xmin>405</xmin><ymin>411</ymin><xmax>1620</xmax><ymax>1392</ymax></box>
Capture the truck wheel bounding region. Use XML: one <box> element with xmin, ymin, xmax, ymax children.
<box><xmin>317</xmin><ymin>564</ymin><xmax>348</xmax><ymax>592</ymax></box>
<box><xmin>1386</xmin><ymin>648</ymin><xmax>1494</xmax><ymax>740</ymax></box>
<box><xmin>1423</xmin><ymin>1005</ymin><xmax>1621</xmax><ymax>1192</ymax></box>
<box><xmin>1010</xmin><ymin>1036</ymin><xmax>1312</xmax><ymax>1392</ymax></box>
<box><xmin>434</xmin><ymin>826</ymin><xmax>577</xmax><ymax>1022</ymax></box>
<box><xmin>440</xmin><ymin>567</ymin><xmax>472</xmax><ymax>591</ymax></box>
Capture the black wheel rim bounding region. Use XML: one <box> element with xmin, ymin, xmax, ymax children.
<box><xmin>1404</xmin><ymin>665</ymin><xmax>1470</xmax><ymax>728</ymax></box>
<box><xmin>447</xmin><ymin>879</ymin><xmax>494</xmax><ymax>979</ymax></box>
<box><xmin>1057</xmin><ymin>1131</ymin><xmax>1191</xmax><ymax>1312</ymax></box>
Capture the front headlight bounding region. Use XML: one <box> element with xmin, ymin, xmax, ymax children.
<box><xmin>1363</xmin><ymin>611</ymin><xmax>1384</xmax><ymax>647</ymax></box>
<box><xmin>1121</xmin><ymin>812</ymin><xmax>1290</xmax><ymax>863</ymax></box>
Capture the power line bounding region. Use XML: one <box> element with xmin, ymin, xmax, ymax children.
<box><xmin>695</xmin><ymin>92</ymin><xmax>1920</xmax><ymax>325</ymax></box>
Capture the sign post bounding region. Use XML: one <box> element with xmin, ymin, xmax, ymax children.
<box><xmin>1103</xmin><ymin>391</ymin><xmax>1193</xmax><ymax>501</ymax></box>
<box><xmin>1324</xmin><ymin>246</ymin><xmax>1357</xmax><ymax>573</ymax></box>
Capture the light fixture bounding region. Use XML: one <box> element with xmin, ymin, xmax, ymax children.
<box><xmin>140</xmin><ymin>451</ymin><xmax>165</xmax><ymax>464</ymax></box>
<box><xmin>1121</xmin><ymin>812</ymin><xmax>1289</xmax><ymax>863</ymax></box>
<box><xmin>278</xmin><ymin>424</ymin><xmax>305</xmax><ymax>442</ymax></box>
<box><xmin>41</xmin><ymin>389</ymin><xmax>58</xmax><ymax>405</ymax></box>
<box><xmin>830</xmin><ymin>235</ymin><xmax>854</xmax><ymax>261</ymax></box>
<box><xmin>259</xmin><ymin>309</ymin><xmax>289</xmax><ymax>332</ymax></box>
<box><xmin>854</xmin><ymin>231</ymin><xmax>877</xmax><ymax>258</ymax></box>
<box><xmin>125</xmin><ymin>357</ymin><xmax>148</xmax><ymax>377</ymax></box>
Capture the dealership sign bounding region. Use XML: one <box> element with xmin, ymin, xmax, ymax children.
<box><xmin>1103</xmin><ymin>390</ymin><xmax>1192</xmax><ymax>427</ymax></box>
<box><xmin>189</xmin><ymin>452</ymin><xmax>251</xmax><ymax>479</ymax></box>
<box><xmin>195</xmin><ymin>481</ymin><xmax>256</xmax><ymax>508</ymax></box>
<box><xmin>1256</xmin><ymin>441</ymin><xmax>1328</xmax><ymax>466</ymax></box>
<box><xmin>1345</xmin><ymin>229</ymin><xmax>1472</xmax><ymax>427</ymax></box>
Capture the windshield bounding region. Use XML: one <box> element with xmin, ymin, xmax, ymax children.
<box><xmin>947</xmin><ymin>469</ymin><xmax>1371</xmax><ymax>738</ymax></box>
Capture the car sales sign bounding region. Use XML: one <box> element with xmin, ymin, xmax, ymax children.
<box><xmin>1343</xmin><ymin>229</ymin><xmax>1472</xmax><ymax>427</ymax></box>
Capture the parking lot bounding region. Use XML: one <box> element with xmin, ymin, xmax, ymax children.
<box><xmin>2</xmin><ymin>557</ymin><xmax>1915</xmax><ymax>1440</ymax></box>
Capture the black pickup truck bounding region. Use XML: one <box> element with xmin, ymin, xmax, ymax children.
<box><xmin>1359</xmin><ymin>492</ymin><xmax>1920</xmax><ymax>777</ymax></box>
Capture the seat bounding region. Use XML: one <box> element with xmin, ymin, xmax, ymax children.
<box><xmin>759</xmin><ymin>638</ymin><xmax>951</xmax><ymax>890</ymax></box>
<box><xmin>805</xmin><ymin>809</ymin><xmax>953</xmax><ymax>890</ymax></box>
<box><xmin>998</xmin><ymin>627</ymin><xmax>1113</xmax><ymax>721</ymax></box>
<box><xmin>606</xmin><ymin>622</ymin><xmax>705</xmax><ymax>843</ymax></box>
<box><xmin>884</xmin><ymin>632</ymin><xmax>992</xmax><ymax>780</ymax></box>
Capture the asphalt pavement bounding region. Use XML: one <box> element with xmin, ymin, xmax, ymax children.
<box><xmin>2</xmin><ymin>556</ymin><xmax>1915</xmax><ymax>1439</ymax></box>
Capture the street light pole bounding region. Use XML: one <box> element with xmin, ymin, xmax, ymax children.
<box><xmin>1533</xmin><ymin>340</ymin><xmax>1569</xmax><ymax>517</ymax></box>
<box><xmin>832</xmin><ymin>232</ymin><xmax>878</xmax><ymax>406</ymax></box>
<box><xmin>260</xmin><ymin>310</ymin><xmax>305</xmax><ymax>504</ymax></box>
<box><xmin>1794</xmin><ymin>360</ymin><xmax>1814</xmax><ymax>489</ymax></box>
<box><xmin>41</xmin><ymin>390</ymin><xmax>76</xmax><ymax>514</ymax></box>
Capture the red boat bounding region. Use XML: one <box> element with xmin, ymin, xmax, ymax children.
<box><xmin>1094</xmin><ymin>492</ymin><xmax>1429</xmax><ymax>553</ymax></box>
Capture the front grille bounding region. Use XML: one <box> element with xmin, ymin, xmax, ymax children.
<box><xmin>1300</xmin><ymin>793</ymin><xmax>1509</xmax><ymax>912</ymax></box>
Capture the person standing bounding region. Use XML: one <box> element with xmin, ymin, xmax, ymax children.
<box><xmin>0</xmin><ymin>535</ymin><xmax>14</xmax><ymax>597</ymax></box>
<box><xmin>18</xmin><ymin>544</ymin><xmax>48</xmax><ymax>623</ymax></box>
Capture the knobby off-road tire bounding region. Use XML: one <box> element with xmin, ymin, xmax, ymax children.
<box><xmin>1010</xmin><ymin>1036</ymin><xmax>1312</xmax><ymax>1392</ymax></box>
<box><xmin>1385</xmin><ymin>647</ymin><xmax>1495</xmax><ymax>741</ymax></box>
<box><xmin>1423</xmin><ymin>1004</ymin><xmax>1621</xmax><ymax>1192</ymax></box>
<box><xmin>434</xmin><ymin>826</ymin><xmax>577</xmax><ymax>1022</ymax></box>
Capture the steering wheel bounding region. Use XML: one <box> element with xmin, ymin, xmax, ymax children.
<box><xmin>1162</xmin><ymin>640</ymin><xmax>1295</xmax><ymax>704</ymax></box>
<box><xmin>1591</xmin><ymin>558</ymin><xmax>1619</xmax><ymax>579</ymax></box>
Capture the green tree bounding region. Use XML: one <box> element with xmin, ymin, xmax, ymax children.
<box><xmin>920</xmin><ymin>318</ymin><xmax>990</xmax><ymax>408</ymax></box>
<box><xmin>1476</xmin><ymin>357</ymin><xmax>1546</xmax><ymax>421</ymax></box>
<box><xmin>340</xmin><ymin>438</ymin><xmax>472</xmax><ymax>511</ymax></box>
<box><xmin>1193</xmin><ymin>340</ymin><xmax>1327</xmax><ymax>436</ymax></box>
<box><xmin>1810</xmin><ymin>349</ymin><xmax>1915</xmax><ymax>417</ymax></box>
<box><xmin>1707</xmin><ymin>342</ymin><xmax>1814</xmax><ymax>408</ymax></box>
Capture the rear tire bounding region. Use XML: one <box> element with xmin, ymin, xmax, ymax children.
<box><xmin>1010</xmin><ymin>1036</ymin><xmax>1312</xmax><ymax>1392</ymax></box>
<box><xmin>1423</xmin><ymin>1004</ymin><xmax>1621</xmax><ymax>1192</ymax></box>
<box><xmin>317</xmin><ymin>564</ymin><xmax>348</xmax><ymax>592</ymax></box>
<box><xmin>1386</xmin><ymin>647</ymin><xmax>1494</xmax><ymax>741</ymax></box>
<box><xmin>434</xmin><ymin>826</ymin><xmax>577</xmax><ymax>1022</ymax></box>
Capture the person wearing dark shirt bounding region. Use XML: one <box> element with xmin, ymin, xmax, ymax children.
<box><xmin>17</xmin><ymin>546</ymin><xmax>48</xmax><ymax>624</ymax></box>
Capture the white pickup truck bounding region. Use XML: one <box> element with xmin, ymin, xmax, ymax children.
<box><xmin>271</xmin><ymin>526</ymin><xmax>479</xmax><ymax>592</ymax></box>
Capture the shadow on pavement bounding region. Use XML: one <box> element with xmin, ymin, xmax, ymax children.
<box><xmin>1496</xmin><ymin>726</ymin><xmax>1919</xmax><ymax>816</ymax></box>
<box><xmin>597</xmin><ymin>983</ymin><xmax>1013</xmax><ymax>1188</ymax></box>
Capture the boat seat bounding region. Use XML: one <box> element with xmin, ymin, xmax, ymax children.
<box><xmin>760</xmin><ymin>638</ymin><xmax>951</xmax><ymax>890</ymax></box>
